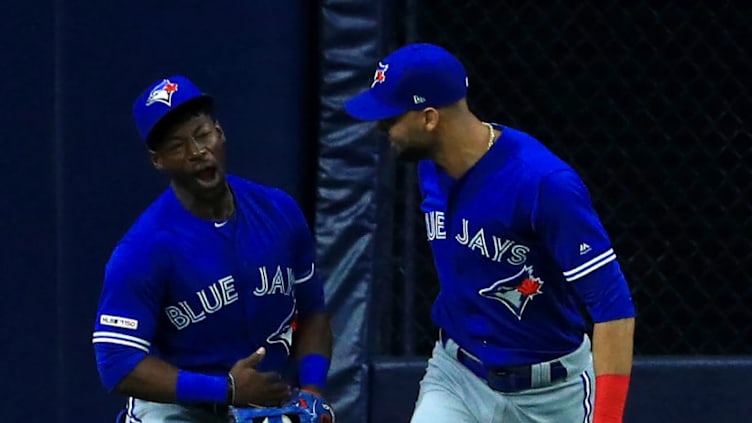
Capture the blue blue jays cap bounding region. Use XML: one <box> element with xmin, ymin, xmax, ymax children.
<box><xmin>132</xmin><ymin>75</ymin><xmax>213</xmax><ymax>142</ymax></box>
<box><xmin>344</xmin><ymin>43</ymin><xmax>468</xmax><ymax>121</ymax></box>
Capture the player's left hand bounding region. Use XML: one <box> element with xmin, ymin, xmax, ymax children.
<box><xmin>288</xmin><ymin>388</ymin><xmax>335</xmax><ymax>423</ymax></box>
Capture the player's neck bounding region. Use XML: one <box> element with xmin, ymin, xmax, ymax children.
<box><xmin>433</xmin><ymin>117</ymin><xmax>495</xmax><ymax>179</ymax></box>
<box><xmin>171</xmin><ymin>180</ymin><xmax>235</xmax><ymax>221</ymax></box>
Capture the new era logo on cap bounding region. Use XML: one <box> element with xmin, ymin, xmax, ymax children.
<box><xmin>344</xmin><ymin>43</ymin><xmax>468</xmax><ymax>121</ymax></box>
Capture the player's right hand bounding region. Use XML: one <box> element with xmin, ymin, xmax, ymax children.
<box><xmin>229</xmin><ymin>347</ymin><xmax>291</xmax><ymax>407</ymax></box>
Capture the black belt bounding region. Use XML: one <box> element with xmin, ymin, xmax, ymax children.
<box><xmin>439</xmin><ymin>329</ymin><xmax>568</xmax><ymax>393</ymax></box>
<box><xmin>194</xmin><ymin>403</ymin><xmax>229</xmax><ymax>416</ymax></box>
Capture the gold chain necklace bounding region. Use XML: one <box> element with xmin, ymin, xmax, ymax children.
<box><xmin>483</xmin><ymin>122</ymin><xmax>496</xmax><ymax>150</ymax></box>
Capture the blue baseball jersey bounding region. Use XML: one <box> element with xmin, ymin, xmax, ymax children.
<box><xmin>93</xmin><ymin>175</ymin><xmax>325</xmax><ymax>388</ymax></box>
<box><xmin>419</xmin><ymin>125</ymin><xmax>634</xmax><ymax>366</ymax></box>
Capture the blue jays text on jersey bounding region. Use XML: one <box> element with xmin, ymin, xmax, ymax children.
<box><xmin>92</xmin><ymin>175</ymin><xmax>325</xmax><ymax>390</ymax></box>
<box><xmin>419</xmin><ymin>125</ymin><xmax>634</xmax><ymax>367</ymax></box>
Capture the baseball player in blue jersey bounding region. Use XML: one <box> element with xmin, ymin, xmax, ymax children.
<box><xmin>345</xmin><ymin>44</ymin><xmax>635</xmax><ymax>422</ymax></box>
<box><xmin>93</xmin><ymin>76</ymin><xmax>334</xmax><ymax>423</ymax></box>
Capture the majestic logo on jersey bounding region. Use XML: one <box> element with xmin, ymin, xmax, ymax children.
<box><xmin>266</xmin><ymin>302</ymin><xmax>296</xmax><ymax>355</ymax></box>
<box><xmin>371</xmin><ymin>62</ymin><xmax>389</xmax><ymax>88</ymax></box>
<box><xmin>146</xmin><ymin>79</ymin><xmax>179</xmax><ymax>107</ymax></box>
<box><xmin>479</xmin><ymin>266</ymin><xmax>543</xmax><ymax>320</ymax></box>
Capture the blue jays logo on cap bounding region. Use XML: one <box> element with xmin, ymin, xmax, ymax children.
<box><xmin>132</xmin><ymin>75</ymin><xmax>213</xmax><ymax>142</ymax></box>
<box><xmin>146</xmin><ymin>79</ymin><xmax>179</xmax><ymax>107</ymax></box>
<box><xmin>344</xmin><ymin>43</ymin><xmax>468</xmax><ymax>121</ymax></box>
<box><xmin>479</xmin><ymin>266</ymin><xmax>544</xmax><ymax>320</ymax></box>
<box><xmin>371</xmin><ymin>62</ymin><xmax>389</xmax><ymax>88</ymax></box>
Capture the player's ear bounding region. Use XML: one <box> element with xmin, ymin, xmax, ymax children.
<box><xmin>149</xmin><ymin>149</ymin><xmax>165</xmax><ymax>171</ymax></box>
<box><xmin>215</xmin><ymin>121</ymin><xmax>225</xmax><ymax>143</ymax></box>
<box><xmin>423</xmin><ymin>107</ymin><xmax>440</xmax><ymax>131</ymax></box>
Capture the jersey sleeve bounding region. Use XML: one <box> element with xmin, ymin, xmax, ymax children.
<box><xmin>532</xmin><ymin>170</ymin><xmax>635</xmax><ymax>322</ymax></box>
<box><xmin>285</xmin><ymin>199</ymin><xmax>326</xmax><ymax>318</ymax></box>
<box><xmin>92</xmin><ymin>237</ymin><xmax>168</xmax><ymax>389</ymax></box>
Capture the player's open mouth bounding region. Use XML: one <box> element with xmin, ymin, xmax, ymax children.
<box><xmin>195</xmin><ymin>166</ymin><xmax>218</xmax><ymax>184</ymax></box>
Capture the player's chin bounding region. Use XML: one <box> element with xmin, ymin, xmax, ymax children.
<box><xmin>394</xmin><ymin>145</ymin><xmax>429</xmax><ymax>162</ymax></box>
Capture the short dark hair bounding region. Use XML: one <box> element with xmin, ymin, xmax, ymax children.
<box><xmin>147</xmin><ymin>97</ymin><xmax>215</xmax><ymax>150</ymax></box>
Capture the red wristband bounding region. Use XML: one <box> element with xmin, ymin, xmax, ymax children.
<box><xmin>594</xmin><ymin>374</ymin><xmax>630</xmax><ymax>423</ymax></box>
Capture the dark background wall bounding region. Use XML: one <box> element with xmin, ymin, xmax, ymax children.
<box><xmin>2</xmin><ymin>1</ymin><xmax>315</xmax><ymax>421</ymax></box>
<box><xmin>1</xmin><ymin>0</ymin><xmax>58</xmax><ymax>420</ymax></box>
<box><xmin>396</xmin><ymin>0</ymin><xmax>752</xmax><ymax>357</ymax></box>
<box><xmin>3</xmin><ymin>1</ymin><xmax>750</xmax><ymax>422</ymax></box>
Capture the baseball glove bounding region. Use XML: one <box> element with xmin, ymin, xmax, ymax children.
<box><xmin>287</xmin><ymin>389</ymin><xmax>334</xmax><ymax>423</ymax></box>
<box><xmin>230</xmin><ymin>390</ymin><xmax>334</xmax><ymax>423</ymax></box>
<box><xmin>230</xmin><ymin>403</ymin><xmax>313</xmax><ymax>423</ymax></box>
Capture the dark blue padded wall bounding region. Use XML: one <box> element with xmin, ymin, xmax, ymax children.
<box><xmin>0</xmin><ymin>0</ymin><xmax>57</xmax><ymax>421</ymax></box>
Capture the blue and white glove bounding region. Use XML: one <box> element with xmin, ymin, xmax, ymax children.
<box><xmin>288</xmin><ymin>389</ymin><xmax>335</xmax><ymax>423</ymax></box>
<box><xmin>230</xmin><ymin>403</ymin><xmax>313</xmax><ymax>423</ymax></box>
